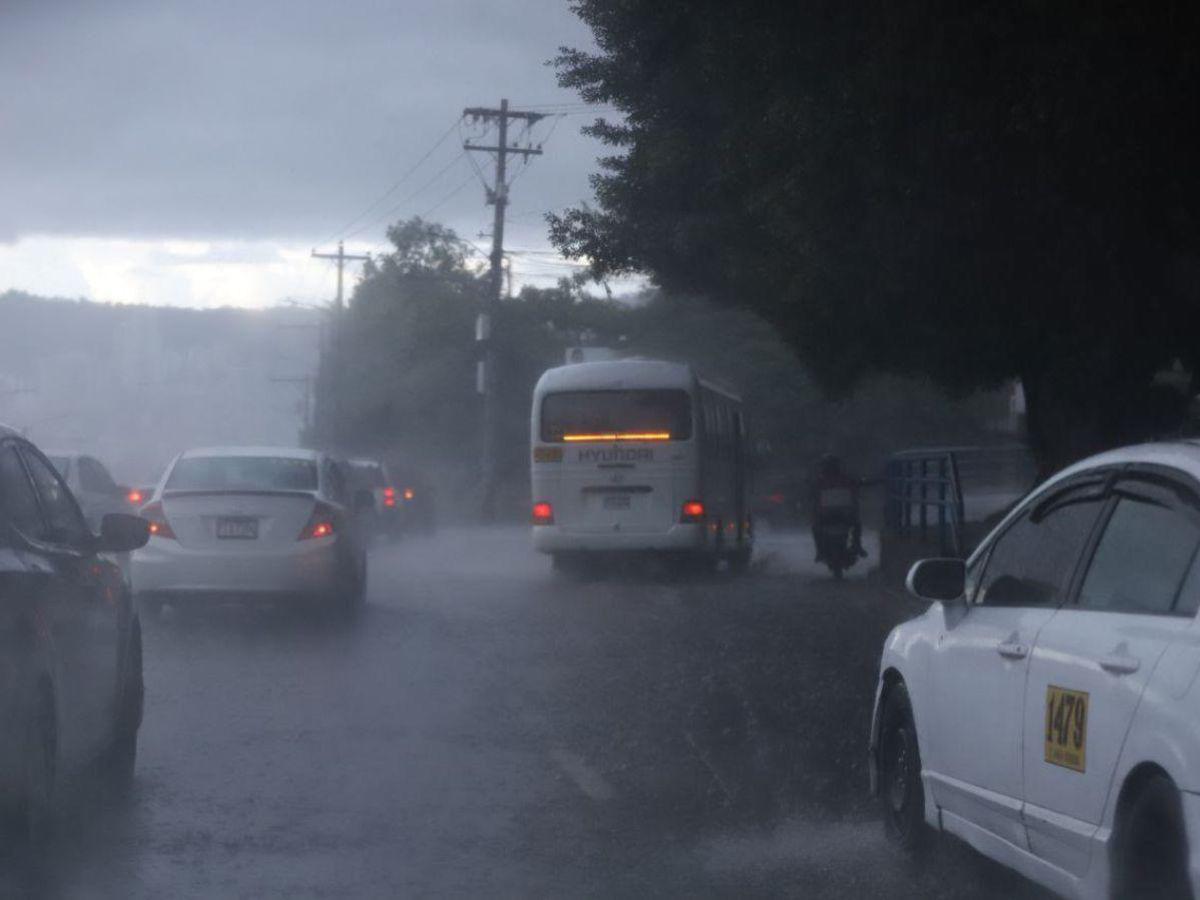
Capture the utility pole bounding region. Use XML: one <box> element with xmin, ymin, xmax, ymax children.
<box><xmin>463</xmin><ymin>99</ymin><xmax>546</xmax><ymax>519</ymax></box>
<box><xmin>311</xmin><ymin>240</ymin><xmax>369</xmax><ymax>444</ymax></box>
<box><xmin>311</xmin><ymin>240</ymin><xmax>369</xmax><ymax>311</ymax></box>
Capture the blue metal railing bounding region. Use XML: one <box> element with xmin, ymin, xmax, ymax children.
<box><xmin>885</xmin><ymin>449</ymin><xmax>967</xmax><ymax>557</ymax></box>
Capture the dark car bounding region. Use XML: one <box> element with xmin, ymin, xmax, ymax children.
<box><xmin>0</xmin><ymin>425</ymin><xmax>149</xmax><ymax>840</ymax></box>
<box><xmin>44</xmin><ymin>451</ymin><xmax>145</xmax><ymax>532</ymax></box>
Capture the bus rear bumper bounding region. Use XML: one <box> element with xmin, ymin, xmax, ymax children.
<box><xmin>532</xmin><ymin>523</ymin><xmax>707</xmax><ymax>553</ymax></box>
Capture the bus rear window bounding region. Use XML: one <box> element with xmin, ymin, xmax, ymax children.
<box><xmin>540</xmin><ymin>390</ymin><xmax>692</xmax><ymax>442</ymax></box>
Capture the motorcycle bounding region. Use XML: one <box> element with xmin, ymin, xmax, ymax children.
<box><xmin>813</xmin><ymin>517</ymin><xmax>864</xmax><ymax>579</ymax></box>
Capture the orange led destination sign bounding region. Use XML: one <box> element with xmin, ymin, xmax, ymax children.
<box><xmin>562</xmin><ymin>432</ymin><xmax>671</xmax><ymax>442</ymax></box>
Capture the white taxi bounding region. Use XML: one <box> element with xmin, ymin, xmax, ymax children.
<box><xmin>870</xmin><ymin>441</ymin><xmax>1200</xmax><ymax>899</ymax></box>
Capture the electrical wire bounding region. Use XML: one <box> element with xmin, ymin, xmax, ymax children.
<box><xmin>317</xmin><ymin>116</ymin><xmax>464</xmax><ymax>246</ymax></box>
<box><xmin>419</xmin><ymin>171</ymin><xmax>479</xmax><ymax>218</ymax></box>
<box><xmin>342</xmin><ymin>151</ymin><xmax>469</xmax><ymax>240</ymax></box>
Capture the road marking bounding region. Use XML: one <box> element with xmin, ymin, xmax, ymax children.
<box><xmin>549</xmin><ymin>746</ymin><xmax>614</xmax><ymax>802</ymax></box>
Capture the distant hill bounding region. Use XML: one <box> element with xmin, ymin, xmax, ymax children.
<box><xmin>0</xmin><ymin>290</ymin><xmax>322</xmax><ymax>483</ymax></box>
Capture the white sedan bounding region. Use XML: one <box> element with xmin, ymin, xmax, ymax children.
<box><xmin>870</xmin><ymin>441</ymin><xmax>1200</xmax><ymax>899</ymax></box>
<box><xmin>132</xmin><ymin>446</ymin><xmax>369</xmax><ymax>614</ymax></box>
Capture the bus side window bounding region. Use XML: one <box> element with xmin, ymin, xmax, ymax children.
<box><xmin>720</xmin><ymin>403</ymin><xmax>732</xmax><ymax>461</ymax></box>
<box><xmin>702</xmin><ymin>393</ymin><xmax>716</xmax><ymax>450</ymax></box>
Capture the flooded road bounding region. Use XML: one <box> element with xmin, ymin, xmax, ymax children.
<box><xmin>1</xmin><ymin>528</ymin><xmax>1047</xmax><ymax>898</ymax></box>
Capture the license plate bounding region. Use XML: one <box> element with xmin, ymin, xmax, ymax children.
<box><xmin>1044</xmin><ymin>685</ymin><xmax>1088</xmax><ymax>772</ymax></box>
<box><xmin>603</xmin><ymin>494</ymin><xmax>632</xmax><ymax>510</ymax></box>
<box><xmin>216</xmin><ymin>517</ymin><xmax>258</xmax><ymax>540</ymax></box>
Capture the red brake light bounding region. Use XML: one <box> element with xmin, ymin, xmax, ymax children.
<box><xmin>383</xmin><ymin>487</ymin><xmax>396</xmax><ymax>508</ymax></box>
<box><xmin>127</xmin><ymin>489</ymin><xmax>144</xmax><ymax>505</ymax></box>
<box><xmin>681</xmin><ymin>500</ymin><xmax>705</xmax><ymax>523</ymax></box>
<box><xmin>532</xmin><ymin>501</ymin><xmax>554</xmax><ymax>525</ymax></box>
<box><xmin>141</xmin><ymin>501</ymin><xmax>177</xmax><ymax>540</ymax></box>
<box><xmin>298</xmin><ymin>501</ymin><xmax>337</xmax><ymax>540</ymax></box>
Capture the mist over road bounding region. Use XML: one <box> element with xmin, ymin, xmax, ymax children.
<box><xmin>0</xmin><ymin>528</ymin><xmax>1046</xmax><ymax>898</ymax></box>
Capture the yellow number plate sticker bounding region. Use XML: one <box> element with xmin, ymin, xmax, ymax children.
<box><xmin>1045</xmin><ymin>685</ymin><xmax>1089</xmax><ymax>773</ymax></box>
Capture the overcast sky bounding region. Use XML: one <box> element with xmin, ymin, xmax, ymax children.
<box><xmin>0</xmin><ymin>0</ymin><xmax>618</xmax><ymax>307</ymax></box>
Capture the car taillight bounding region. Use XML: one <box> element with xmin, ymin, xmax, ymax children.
<box><xmin>681</xmin><ymin>500</ymin><xmax>705</xmax><ymax>523</ymax></box>
<box><xmin>532</xmin><ymin>501</ymin><xmax>554</xmax><ymax>525</ymax></box>
<box><xmin>403</xmin><ymin>487</ymin><xmax>414</xmax><ymax>501</ymax></box>
<box><xmin>383</xmin><ymin>487</ymin><xmax>396</xmax><ymax>508</ymax></box>
<box><xmin>127</xmin><ymin>489</ymin><xmax>145</xmax><ymax>505</ymax></box>
<box><xmin>141</xmin><ymin>501</ymin><xmax>177</xmax><ymax>539</ymax></box>
<box><xmin>298</xmin><ymin>501</ymin><xmax>338</xmax><ymax>540</ymax></box>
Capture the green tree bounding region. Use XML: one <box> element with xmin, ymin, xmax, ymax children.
<box><xmin>551</xmin><ymin>1</ymin><xmax>1200</xmax><ymax>474</ymax></box>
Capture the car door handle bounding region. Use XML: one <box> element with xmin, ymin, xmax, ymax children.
<box><xmin>1099</xmin><ymin>654</ymin><xmax>1141</xmax><ymax>675</ymax></box>
<box><xmin>997</xmin><ymin>641</ymin><xmax>1028</xmax><ymax>660</ymax></box>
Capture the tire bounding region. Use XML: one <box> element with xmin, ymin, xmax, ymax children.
<box><xmin>331</xmin><ymin>555</ymin><xmax>367</xmax><ymax>618</ymax></box>
<box><xmin>878</xmin><ymin>683</ymin><xmax>927</xmax><ymax>854</ymax></box>
<box><xmin>552</xmin><ymin>553</ymin><xmax>593</xmax><ymax>581</ymax></box>
<box><xmin>727</xmin><ymin>547</ymin><xmax>752</xmax><ymax>575</ymax></box>
<box><xmin>1112</xmin><ymin>773</ymin><xmax>1193</xmax><ymax>900</ymax></box>
<box><xmin>106</xmin><ymin>616</ymin><xmax>143</xmax><ymax>791</ymax></box>
<box><xmin>8</xmin><ymin>690</ymin><xmax>56</xmax><ymax>845</ymax></box>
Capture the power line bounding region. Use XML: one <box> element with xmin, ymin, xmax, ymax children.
<box><xmin>343</xmin><ymin>151</ymin><xmax>468</xmax><ymax>240</ymax></box>
<box><xmin>317</xmin><ymin>116</ymin><xmax>464</xmax><ymax>247</ymax></box>
<box><xmin>419</xmin><ymin>171</ymin><xmax>478</xmax><ymax>218</ymax></box>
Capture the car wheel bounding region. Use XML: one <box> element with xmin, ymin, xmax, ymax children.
<box><xmin>727</xmin><ymin>547</ymin><xmax>752</xmax><ymax>575</ymax></box>
<box><xmin>879</xmin><ymin>683</ymin><xmax>927</xmax><ymax>854</ymax></box>
<box><xmin>330</xmin><ymin>555</ymin><xmax>367</xmax><ymax>618</ymax></box>
<box><xmin>9</xmin><ymin>689</ymin><xmax>56</xmax><ymax>845</ymax></box>
<box><xmin>1112</xmin><ymin>773</ymin><xmax>1192</xmax><ymax>900</ymax></box>
<box><xmin>106</xmin><ymin>617</ymin><xmax>143</xmax><ymax>791</ymax></box>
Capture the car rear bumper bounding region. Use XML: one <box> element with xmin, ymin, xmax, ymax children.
<box><xmin>132</xmin><ymin>535</ymin><xmax>342</xmax><ymax>597</ymax></box>
<box><xmin>532</xmin><ymin>522</ymin><xmax>707</xmax><ymax>553</ymax></box>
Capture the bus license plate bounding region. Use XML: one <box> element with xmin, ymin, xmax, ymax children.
<box><xmin>216</xmin><ymin>517</ymin><xmax>259</xmax><ymax>539</ymax></box>
<box><xmin>603</xmin><ymin>494</ymin><xmax>631</xmax><ymax>510</ymax></box>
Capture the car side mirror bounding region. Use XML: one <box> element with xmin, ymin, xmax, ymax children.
<box><xmin>906</xmin><ymin>558</ymin><xmax>966</xmax><ymax>603</ymax></box>
<box><xmin>353</xmin><ymin>489</ymin><xmax>375</xmax><ymax>514</ymax></box>
<box><xmin>98</xmin><ymin>513</ymin><xmax>150</xmax><ymax>553</ymax></box>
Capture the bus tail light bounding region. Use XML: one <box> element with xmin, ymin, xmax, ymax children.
<box><xmin>141</xmin><ymin>502</ymin><xmax>177</xmax><ymax>540</ymax></box>
<box><xmin>532</xmin><ymin>502</ymin><xmax>554</xmax><ymax>525</ymax></box>
<box><xmin>680</xmin><ymin>500</ymin><xmax>706</xmax><ymax>523</ymax></box>
<box><xmin>383</xmin><ymin>487</ymin><xmax>396</xmax><ymax>508</ymax></box>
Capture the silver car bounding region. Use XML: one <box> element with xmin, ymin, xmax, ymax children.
<box><xmin>132</xmin><ymin>446</ymin><xmax>369</xmax><ymax>615</ymax></box>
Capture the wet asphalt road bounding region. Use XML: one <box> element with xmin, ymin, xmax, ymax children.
<box><xmin>0</xmin><ymin>527</ymin><xmax>1050</xmax><ymax>899</ymax></box>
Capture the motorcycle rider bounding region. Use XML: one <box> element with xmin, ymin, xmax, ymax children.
<box><xmin>810</xmin><ymin>453</ymin><xmax>866</xmax><ymax>564</ymax></box>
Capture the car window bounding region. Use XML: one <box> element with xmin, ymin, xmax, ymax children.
<box><xmin>0</xmin><ymin>445</ymin><xmax>45</xmax><ymax>540</ymax></box>
<box><xmin>166</xmin><ymin>456</ymin><xmax>318</xmax><ymax>491</ymax></box>
<box><xmin>976</xmin><ymin>488</ymin><xmax>1106</xmax><ymax>608</ymax></box>
<box><xmin>22</xmin><ymin>450</ymin><xmax>91</xmax><ymax>546</ymax></box>
<box><xmin>1177</xmin><ymin>556</ymin><xmax>1200</xmax><ymax>618</ymax></box>
<box><xmin>324</xmin><ymin>461</ymin><xmax>348</xmax><ymax>505</ymax></box>
<box><xmin>1077</xmin><ymin>492</ymin><xmax>1200</xmax><ymax>616</ymax></box>
<box><xmin>79</xmin><ymin>456</ymin><xmax>118</xmax><ymax>493</ymax></box>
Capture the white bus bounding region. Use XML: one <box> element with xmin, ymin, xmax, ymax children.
<box><xmin>530</xmin><ymin>359</ymin><xmax>752</xmax><ymax>572</ymax></box>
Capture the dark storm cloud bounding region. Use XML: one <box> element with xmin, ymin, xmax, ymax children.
<box><xmin>0</xmin><ymin>0</ymin><xmax>599</xmax><ymax>244</ymax></box>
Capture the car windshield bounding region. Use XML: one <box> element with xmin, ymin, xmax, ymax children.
<box><xmin>165</xmin><ymin>456</ymin><xmax>318</xmax><ymax>492</ymax></box>
<box><xmin>348</xmin><ymin>462</ymin><xmax>385</xmax><ymax>487</ymax></box>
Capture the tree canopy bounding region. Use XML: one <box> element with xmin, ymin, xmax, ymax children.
<box><xmin>551</xmin><ymin>1</ymin><xmax>1200</xmax><ymax>471</ymax></box>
